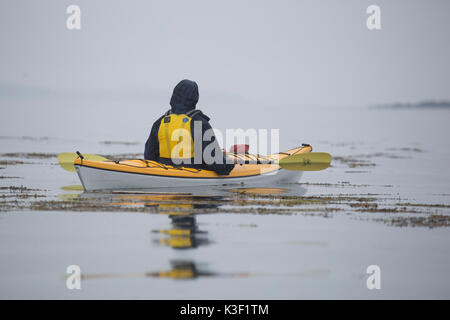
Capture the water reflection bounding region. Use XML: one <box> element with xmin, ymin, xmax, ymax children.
<box><xmin>153</xmin><ymin>214</ymin><xmax>210</xmax><ymax>249</ymax></box>
<box><xmin>78</xmin><ymin>259</ymin><xmax>329</xmax><ymax>281</ymax></box>
<box><xmin>106</xmin><ymin>194</ymin><xmax>219</xmax><ymax>248</ymax></box>
<box><xmin>115</xmin><ymin>193</ymin><xmax>217</xmax><ymax>277</ymax></box>
<box><xmin>60</xmin><ymin>185</ymin><xmax>307</xmax><ymax>202</ymax></box>
<box><xmin>151</xmin><ymin>260</ymin><xmax>217</xmax><ymax>279</ymax></box>
<box><xmin>57</xmin><ymin>185</ymin><xmax>308</xmax><ymax>211</ymax></box>
<box><xmin>111</xmin><ymin>194</ymin><xmax>224</xmax><ymax>211</ymax></box>
<box><xmin>58</xmin><ymin>186</ymin><xmax>312</xmax><ymax>281</ymax></box>
<box><xmin>80</xmin><ymin>260</ymin><xmax>221</xmax><ymax>280</ymax></box>
<box><xmin>228</xmin><ymin>187</ymin><xmax>289</xmax><ymax>195</ymax></box>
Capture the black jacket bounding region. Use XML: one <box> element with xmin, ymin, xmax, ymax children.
<box><xmin>144</xmin><ymin>80</ymin><xmax>235</xmax><ymax>175</ymax></box>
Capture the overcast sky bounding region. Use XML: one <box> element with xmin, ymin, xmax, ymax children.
<box><xmin>1</xmin><ymin>0</ymin><xmax>449</xmax><ymax>106</ymax></box>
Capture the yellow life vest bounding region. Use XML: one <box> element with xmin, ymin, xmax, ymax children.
<box><xmin>158</xmin><ymin>110</ymin><xmax>200</xmax><ymax>160</ymax></box>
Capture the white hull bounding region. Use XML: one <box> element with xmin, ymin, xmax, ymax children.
<box><xmin>75</xmin><ymin>165</ymin><xmax>303</xmax><ymax>191</ymax></box>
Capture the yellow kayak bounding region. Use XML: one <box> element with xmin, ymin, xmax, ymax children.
<box><xmin>74</xmin><ymin>145</ymin><xmax>312</xmax><ymax>191</ymax></box>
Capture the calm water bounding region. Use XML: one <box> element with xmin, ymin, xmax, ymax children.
<box><xmin>1</xmin><ymin>102</ymin><xmax>450</xmax><ymax>299</ymax></box>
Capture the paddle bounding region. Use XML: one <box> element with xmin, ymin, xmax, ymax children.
<box><xmin>57</xmin><ymin>152</ymin><xmax>109</xmax><ymax>172</ymax></box>
<box><xmin>278</xmin><ymin>152</ymin><xmax>332</xmax><ymax>171</ymax></box>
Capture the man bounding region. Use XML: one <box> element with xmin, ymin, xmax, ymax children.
<box><xmin>144</xmin><ymin>79</ymin><xmax>235</xmax><ymax>175</ymax></box>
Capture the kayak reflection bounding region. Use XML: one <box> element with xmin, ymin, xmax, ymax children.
<box><xmin>228</xmin><ymin>187</ymin><xmax>289</xmax><ymax>195</ymax></box>
<box><xmin>57</xmin><ymin>187</ymin><xmax>316</xmax><ymax>283</ymax></box>
<box><xmin>110</xmin><ymin>193</ymin><xmax>224</xmax><ymax>213</ymax></box>
<box><xmin>63</xmin><ymin>188</ymin><xmax>325</xmax><ymax>283</ymax></box>
<box><xmin>153</xmin><ymin>213</ymin><xmax>210</xmax><ymax>249</ymax></box>
<box><xmin>80</xmin><ymin>260</ymin><xmax>226</xmax><ymax>280</ymax></box>
<box><xmin>77</xmin><ymin>259</ymin><xmax>329</xmax><ymax>281</ymax></box>
<box><xmin>61</xmin><ymin>185</ymin><xmax>307</xmax><ymax>207</ymax></box>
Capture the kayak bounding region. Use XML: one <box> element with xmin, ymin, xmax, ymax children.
<box><xmin>74</xmin><ymin>145</ymin><xmax>312</xmax><ymax>191</ymax></box>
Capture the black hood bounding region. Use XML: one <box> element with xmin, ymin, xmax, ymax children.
<box><xmin>169</xmin><ymin>79</ymin><xmax>199</xmax><ymax>114</ymax></box>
